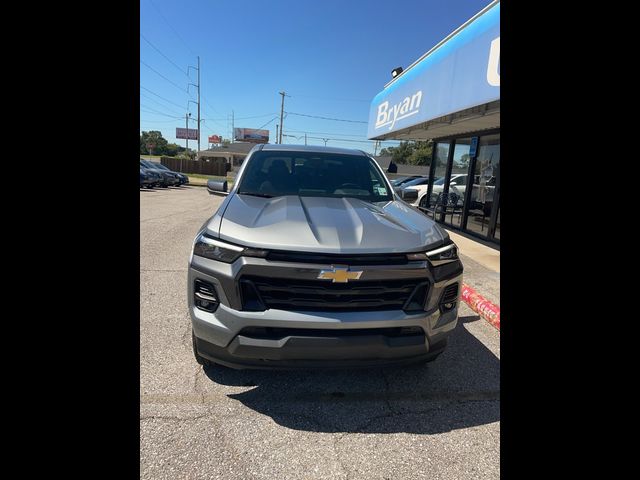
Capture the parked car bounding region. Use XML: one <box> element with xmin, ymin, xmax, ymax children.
<box><xmin>390</xmin><ymin>175</ymin><xmax>422</xmax><ymax>187</ymax></box>
<box><xmin>139</xmin><ymin>159</ymin><xmax>180</xmax><ymax>187</ymax></box>
<box><xmin>140</xmin><ymin>165</ymin><xmax>162</xmax><ymax>188</ymax></box>
<box><xmin>189</xmin><ymin>144</ymin><xmax>463</xmax><ymax>370</ymax></box>
<box><xmin>150</xmin><ymin>162</ymin><xmax>189</xmax><ymax>185</ymax></box>
<box><xmin>405</xmin><ymin>174</ymin><xmax>467</xmax><ymax>207</ymax></box>
<box><xmin>140</xmin><ymin>167</ymin><xmax>158</xmax><ymax>188</ymax></box>
<box><xmin>394</xmin><ymin>175</ymin><xmax>430</xmax><ymax>199</ymax></box>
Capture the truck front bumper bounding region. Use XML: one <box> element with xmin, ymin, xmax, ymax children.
<box><xmin>188</xmin><ymin>253</ymin><xmax>462</xmax><ymax>369</ymax></box>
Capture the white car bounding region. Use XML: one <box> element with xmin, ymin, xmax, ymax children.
<box><xmin>395</xmin><ymin>176</ymin><xmax>430</xmax><ymax>198</ymax></box>
<box><xmin>408</xmin><ymin>174</ymin><xmax>496</xmax><ymax>210</ymax></box>
<box><xmin>403</xmin><ymin>174</ymin><xmax>466</xmax><ymax>206</ymax></box>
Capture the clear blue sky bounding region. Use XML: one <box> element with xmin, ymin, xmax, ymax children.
<box><xmin>140</xmin><ymin>0</ymin><xmax>491</xmax><ymax>154</ymax></box>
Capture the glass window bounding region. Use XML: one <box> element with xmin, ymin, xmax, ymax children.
<box><xmin>466</xmin><ymin>134</ymin><xmax>500</xmax><ymax>237</ymax></box>
<box><xmin>426</xmin><ymin>142</ymin><xmax>450</xmax><ymax>207</ymax></box>
<box><xmin>442</xmin><ymin>138</ymin><xmax>472</xmax><ymax>227</ymax></box>
<box><xmin>237</xmin><ymin>151</ymin><xmax>393</xmax><ymax>202</ymax></box>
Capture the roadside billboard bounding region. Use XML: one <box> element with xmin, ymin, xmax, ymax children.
<box><xmin>234</xmin><ymin>128</ymin><xmax>269</xmax><ymax>144</ymax></box>
<box><xmin>176</xmin><ymin>128</ymin><xmax>198</xmax><ymax>140</ymax></box>
<box><xmin>208</xmin><ymin>135</ymin><xmax>222</xmax><ymax>143</ymax></box>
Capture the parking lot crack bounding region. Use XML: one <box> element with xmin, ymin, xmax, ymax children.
<box><xmin>349</xmin><ymin>396</ymin><xmax>500</xmax><ymax>433</ymax></box>
<box><xmin>381</xmin><ymin>368</ymin><xmax>396</xmax><ymax>415</ymax></box>
<box><xmin>140</xmin><ymin>412</ymin><xmax>210</xmax><ymax>422</ymax></box>
<box><xmin>140</xmin><ymin>268</ymin><xmax>188</xmax><ymax>272</ymax></box>
<box><xmin>332</xmin><ymin>434</ymin><xmax>351</xmax><ymax>479</ymax></box>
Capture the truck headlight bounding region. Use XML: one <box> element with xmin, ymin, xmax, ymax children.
<box><xmin>406</xmin><ymin>242</ymin><xmax>458</xmax><ymax>265</ymax></box>
<box><xmin>192</xmin><ymin>233</ymin><xmax>267</xmax><ymax>263</ymax></box>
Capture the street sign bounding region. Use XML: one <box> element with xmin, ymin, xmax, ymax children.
<box><xmin>176</xmin><ymin>128</ymin><xmax>198</xmax><ymax>140</ymax></box>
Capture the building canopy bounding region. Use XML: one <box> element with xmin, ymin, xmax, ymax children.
<box><xmin>368</xmin><ymin>0</ymin><xmax>500</xmax><ymax>141</ymax></box>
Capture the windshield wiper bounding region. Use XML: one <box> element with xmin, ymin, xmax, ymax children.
<box><xmin>238</xmin><ymin>191</ymin><xmax>274</xmax><ymax>198</ymax></box>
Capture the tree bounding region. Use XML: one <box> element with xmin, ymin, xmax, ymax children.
<box><xmin>140</xmin><ymin>131</ymin><xmax>169</xmax><ymax>155</ymax></box>
<box><xmin>379</xmin><ymin>141</ymin><xmax>433</xmax><ymax>165</ymax></box>
<box><xmin>391</xmin><ymin>142</ymin><xmax>415</xmax><ymax>164</ymax></box>
<box><xmin>408</xmin><ymin>141</ymin><xmax>433</xmax><ymax>166</ymax></box>
<box><xmin>176</xmin><ymin>148</ymin><xmax>196</xmax><ymax>160</ymax></box>
<box><xmin>164</xmin><ymin>142</ymin><xmax>185</xmax><ymax>157</ymax></box>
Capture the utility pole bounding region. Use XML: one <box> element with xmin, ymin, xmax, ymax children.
<box><xmin>278</xmin><ymin>91</ymin><xmax>287</xmax><ymax>144</ymax></box>
<box><xmin>275</xmin><ymin>124</ymin><xmax>279</xmax><ymax>144</ymax></box>
<box><xmin>305</xmin><ymin>133</ymin><xmax>307</xmax><ymax>146</ymax></box>
<box><xmin>185</xmin><ymin>113</ymin><xmax>190</xmax><ymax>151</ymax></box>
<box><xmin>374</xmin><ymin>140</ymin><xmax>379</xmax><ymax>156</ymax></box>
<box><xmin>197</xmin><ymin>56</ymin><xmax>200</xmax><ymax>153</ymax></box>
<box><xmin>187</xmin><ymin>58</ymin><xmax>200</xmax><ymax>153</ymax></box>
<box><xmin>322</xmin><ymin>138</ymin><xmax>329</xmax><ymax>146</ymax></box>
<box><xmin>232</xmin><ymin>110</ymin><xmax>234</xmax><ymax>143</ymax></box>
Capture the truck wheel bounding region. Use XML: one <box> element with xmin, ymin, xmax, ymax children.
<box><xmin>192</xmin><ymin>330</ymin><xmax>211</xmax><ymax>367</ymax></box>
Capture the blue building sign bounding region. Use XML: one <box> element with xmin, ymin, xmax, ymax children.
<box><xmin>367</xmin><ymin>0</ymin><xmax>500</xmax><ymax>139</ymax></box>
<box><xmin>469</xmin><ymin>136</ymin><xmax>479</xmax><ymax>157</ymax></box>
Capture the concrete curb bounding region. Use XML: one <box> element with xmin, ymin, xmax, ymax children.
<box><xmin>461</xmin><ymin>283</ymin><xmax>500</xmax><ymax>330</ymax></box>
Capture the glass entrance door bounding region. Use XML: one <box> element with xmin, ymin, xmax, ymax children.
<box><xmin>466</xmin><ymin>134</ymin><xmax>500</xmax><ymax>238</ymax></box>
<box><xmin>442</xmin><ymin>138</ymin><xmax>472</xmax><ymax>228</ymax></box>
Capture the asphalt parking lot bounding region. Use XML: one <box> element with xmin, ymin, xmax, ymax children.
<box><xmin>140</xmin><ymin>185</ymin><xmax>500</xmax><ymax>479</ymax></box>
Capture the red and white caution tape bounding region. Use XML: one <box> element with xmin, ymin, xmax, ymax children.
<box><xmin>461</xmin><ymin>284</ymin><xmax>500</xmax><ymax>330</ymax></box>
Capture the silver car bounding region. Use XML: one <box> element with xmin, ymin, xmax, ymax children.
<box><xmin>189</xmin><ymin>144</ymin><xmax>463</xmax><ymax>369</ymax></box>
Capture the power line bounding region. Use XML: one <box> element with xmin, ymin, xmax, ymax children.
<box><xmin>140</xmin><ymin>105</ymin><xmax>183</xmax><ymax>118</ymax></box>
<box><xmin>140</xmin><ymin>33</ymin><xmax>188</xmax><ymax>77</ymax></box>
<box><xmin>284</xmin><ymin>128</ymin><xmax>369</xmax><ymax>138</ymax></box>
<box><xmin>140</xmin><ymin>118</ymin><xmax>183</xmax><ymax>123</ymax></box>
<box><xmin>147</xmin><ymin>0</ymin><xmax>196</xmax><ymax>56</ymax></box>
<box><xmin>290</xmin><ymin>94</ymin><xmax>370</xmax><ymax>103</ymax></box>
<box><xmin>203</xmin><ymin>113</ymin><xmax>276</xmax><ymax>121</ymax></box>
<box><xmin>239</xmin><ymin>112</ymin><xmax>277</xmax><ymax>120</ymax></box>
<box><xmin>256</xmin><ymin>117</ymin><xmax>278</xmax><ymax>130</ymax></box>
<box><xmin>284</xmin><ymin>111</ymin><xmax>368</xmax><ymax>124</ymax></box>
<box><xmin>202</xmin><ymin>96</ymin><xmax>223</xmax><ymax>116</ymax></box>
<box><xmin>282</xmin><ymin>132</ymin><xmax>397</xmax><ymax>147</ymax></box>
<box><xmin>140</xmin><ymin>93</ymin><xmax>183</xmax><ymax>116</ymax></box>
<box><xmin>140</xmin><ymin>86</ymin><xmax>186</xmax><ymax>110</ymax></box>
<box><xmin>140</xmin><ymin>60</ymin><xmax>189</xmax><ymax>93</ymax></box>
<box><xmin>201</xmin><ymin>111</ymin><xmax>226</xmax><ymax>129</ymax></box>
<box><xmin>308</xmin><ymin>137</ymin><xmax>373</xmax><ymax>144</ymax></box>
<box><xmin>140</xmin><ymin>103</ymin><xmax>182</xmax><ymax>117</ymax></box>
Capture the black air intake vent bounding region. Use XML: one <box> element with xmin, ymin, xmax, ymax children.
<box><xmin>194</xmin><ymin>279</ymin><xmax>219</xmax><ymax>312</ymax></box>
<box><xmin>441</xmin><ymin>283</ymin><xmax>459</xmax><ymax>305</ymax></box>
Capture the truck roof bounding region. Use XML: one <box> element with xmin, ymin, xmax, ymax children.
<box><xmin>259</xmin><ymin>143</ymin><xmax>367</xmax><ymax>156</ymax></box>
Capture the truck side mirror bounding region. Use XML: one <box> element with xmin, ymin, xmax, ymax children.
<box><xmin>207</xmin><ymin>180</ymin><xmax>228</xmax><ymax>194</ymax></box>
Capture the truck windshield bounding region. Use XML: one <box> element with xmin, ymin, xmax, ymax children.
<box><xmin>237</xmin><ymin>152</ymin><xmax>393</xmax><ymax>202</ymax></box>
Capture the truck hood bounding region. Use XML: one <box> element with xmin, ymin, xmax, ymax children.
<box><xmin>213</xmin><ymin>194</ymin><xmax>447</xmax><ymax>254</ymax></box>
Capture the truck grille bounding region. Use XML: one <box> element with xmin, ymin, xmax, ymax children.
<box><xmin>240</xmin><ymin>275</ymin><xmax>428</xmax><ymax>312</ymax></box>
<box><xmin>265</xmin><ymin>251</ymin><xmax>408</xmax><ymax>265</ymax></box>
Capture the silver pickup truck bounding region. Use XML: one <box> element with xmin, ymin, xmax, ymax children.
<box><xmin>188</xmin><ymin>144</ymin><xmax>463</xmax><ymax>369</ymax></box>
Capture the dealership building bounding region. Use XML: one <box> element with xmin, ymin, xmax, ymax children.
<box><xmin>368</xmin><ymin>0</ymin><xmax>500</xmax><ymax>245</ymax></box>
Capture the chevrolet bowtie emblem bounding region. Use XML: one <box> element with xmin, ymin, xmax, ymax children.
<box><xmin>317</xmin><ymin>266</ymin><xmax>363</xmax><ymax>283</ymax></box>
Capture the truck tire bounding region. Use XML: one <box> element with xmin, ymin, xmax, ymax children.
<box><xmin>192</xmin><ymin>330</ymin><xmax>211</xmax><ymax>367</ymax></box>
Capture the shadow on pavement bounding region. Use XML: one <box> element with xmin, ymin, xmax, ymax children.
<box><xmin>203</xmin><ymin>315</ymin><xmax>499</xmax><ymax>434</ymax></box>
